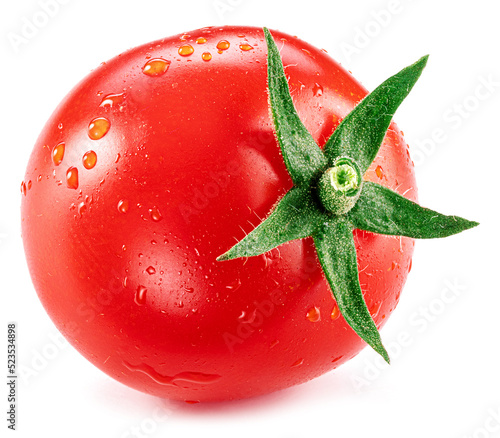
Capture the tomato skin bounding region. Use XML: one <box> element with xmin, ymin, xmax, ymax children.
<box><xmin>21</xmin><ymin>26</ymin><xmax>416</xmax><ymax>401</ymax></box>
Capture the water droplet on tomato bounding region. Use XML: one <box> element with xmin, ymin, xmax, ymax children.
<box><xmin>142</xmin><ymin>58</ymin><xmax>171</xmax><ymax>76</ymax></box>
<box><xmin>313</xmin><ymin>83</ymin><xmax>323</xmax><ymax>97</ymax></box>
<box><xmin>88</xmin><ymin>117</ymin><xmax>110</xmax><ymax>140</ymax></box>
<box><xmin>82</xmin><ymin>150</ymin><xmax>97</xmax><ymax>169</ymax></box>
<box><xmin>216</xmin><ymin>40</ymin><xmax>230</xmax><ymax>51</ymax></box>
<box><xmin>178</xmin><ymin>44</ymin><xmax>194</xmax><ymax>56</ymax></box>
<box><xmin>146</xmin><ymin>266</ymin><xmax>156</xmax><ymax>275</ymax></box>
<box><xmin>77</xmin><ymin>201</ymin><xmax>87</xmax><ymax>216</ymax></box>
<box><xmin>122</xmin><ymin>362</ymin><xmax>222</xmax><ymax>386</ymax></box>
<box><xmin>239</xmin><ymin>43</ymin><xmax>253</xmax><ymax>51</ymax></box>
<box><xmin>58</xmin><ymin>122</ymin><xmax>63</xmax><ymax>129</ymax></box>
<box><xmin>388</xmin><ymin>261</ymin><xmax>397</xmax><ymax>271</ymax></box>
<box><xmin>149</xmin><ymin>206</ymin><xmax>163</xmax><ymax>221</ymax></box>
<box><xmin>196</xmin><ymin>37</ymin><xmax>207</xmax><ymax>44</ymax></box>
<box><xmin>99</xmin><ymin>92</ymin><xmax>126</xmax><ymax>108</ymax></box>
<box><xmin>291</xmin><ymin>358</ymin><xmax>304</xmax><ymax>367</ymax></box>
<box><xmin>184</xmin><ymin>286</ymin><xmax>194</xmax><ymax>293</ymax></box>
<box><xmin>52</xmin><ymin>142</ymin><xmax>65</xmax><ymax>166</ymax></box>
<box><xmin>20</xmin><ymin>181</ymin><xmax>26</xmax><ymax>196</ymax></box>
<box><xmin>27</xmin><ymin>180</ymin><xmax>32</xmax><ymax>190</ymax></box>
<box><xmin>369</xmin><ymin>301</ymin><xmax>382</xmax><ymax>318</ymax></box>
<box><xmin>117</xmin><ymin>199</ymin><xmax>129</xmax><ymax>213</ymax></box>
<box><xmin>302</xmin><ymin>48</ymin><xmax>313</xmax><ymax>57</ymax></box>
<box><xmin>375</xmin><ymin>165</ymin><xmax>384</xmax><ymax>179</ymax></box>
<box><xmin>201</xmin><ymin>52</ymin><xmax>212</xmax><ymax>61</ymax></box>
<box><xmin>135</xmin><ymin>285</ymin><xmax>148</xmax><ymax>305</ymax></box>
<box><xmin>331</xmin><ymin>304</ymin><xmax>340</xmax><ymax>321</ymax></box>
<box><xmin>66</xmin><ymin>167</ymin><xmax>79</xmax><ymax>189</ymax></box>
<box><xmin>306</xmin><ymin>306</ymin><xmax>321</xmax><ymax>322</ymax></box>
<box><xmin>225</xmin><ymin>278</ymin><xmax>241</xmax><ymax>291</ymax></box>
<box><xmin>408</xmin><ymin>259</ymin><xmax>413</xmax><ymax>273</ymax></box>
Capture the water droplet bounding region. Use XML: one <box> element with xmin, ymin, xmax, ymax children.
<box><xmin>201</xmin><ymin>52</ymin><xmax>212</xmax><ymax>62</ymax></box>
<box><xmin>88</xmin><ymin>117</ymin><xmax>110</xmax><ymax>140</ymax></box>
<box><xmin>117</xmin><ymin>199</ymin><xmax>129</xmax><ymax>213</ymax></box>
<box><xmin>408</xmin><ymin>259</ymin><xmax>413</xmax><ymax>273</ymax></box>
<box><xmin>178</xmin><ymin>44</ymin><xmax>194</xmax><ymax>56</ymax></box>
<box><xmin>179</xmin><ymin>34</ymin><xmax>190</xmax><ymax>41</ymax></box>
<box><xmin>52</xmin><ymin>142</ymin><xmax>65</xmax><ymax>166</ymax></box>
<box><xmin>184</xmin><ymin>286</ymin><xmax>194</xmax><ymax>293</ymax></box>
<box><xmin>331</xmin><ymin>304</ymin><xmax>340</xmax><ymax>321</ymax></box>
<box><xmin>77</xmin><ymin>201</ymin><xmax>87</xmax><ymax>216</ymax></box>
<box><xmin>58</xmin><ymin>122</ymin><xmax>63</xmax><ymax>129</ymax></box>
<box><xmin>302</xmin><ymin>48</ymin><xmax>313</xmax><ymax>57</ymax></box>
<box><xmin>27</xmin><ymin>180</ymin><xmax>32</xmax><ymax>190</ymax></box>
<box><xmin>216</xmin><ymin>40</ymin><xmax>230</xmax><ymax>51</ymax></box>
<box><xmin>149</xmin><ymin>206</ymin><xmax>163</xmax><ymax>221</ymax></box>
<box><xmin>122</xmin><ymin>361</ymin><xmax>222</xmax><ymax>386</ymax></box>
<box><xmin>388</xmin><ymin>261</ymin><xmax>397</xmax><ymax>271</ymax></box>
<box><xmin>20</xmin><ymin>181</ymin><xmax>26</xmax><ymax>196</ymax></box>
<box><xmin>196</xmin><ymin>37</ymin><xmax>207</xmax><ymax>44</ymax></box>
<box><xmin>146</xmin><ymin>266</ymin><xmax>156</xmax><ymax>275</ymax></box>
<box><xmin>142</xmin><ymin>58</ymin><xmax>171</xmax><ymax>76</ymax></box>
<box><xmin>99</xmin><ymin>92</ymin><xmax>126</xmax><ymax>108</ymax></box>
<box><xmin>225</xmin><ymin>278</ymin><xmax>241</xmax><ymax>291</ymax></box>
<box><xmin>82</xmin><ymin>150</ymin><xmax>97</xmax><ymax>169</ymax></box>
<box><xmin>291</xmin><ymin>358</ymin><xmax>304</xmax><ymax>367</ymax></box>
<box><xmin>135</xmin><ymin>285</ymin><xmax>148</xmax><ymax>305</ymax></box>
<box><xmin>66</xmin><ymin>167</ymin><xmax>79</xmax><ymax>189</ymax></box>
<box><xmin>239</xmin><ymin>43</ymin><xmax>253</xmax><ymax>51</ymax></box>
<box><xmin>375</xmin><ymin>165</ymin><xmax>384</xmax><ymax>179</ymax></box>
<box><xmin>306</xmin><ymin>306</ymin><xmax>321</xmax><ymax>322</ymax></box>
<box><xmin>369</xmin><ymin>301</ymin><xmax>382</xmax><ymax>318</ymax></box>
<box><xmin>312</xmin><ymin>83</ymin><xmax>323</xmax><ymax>97</ymax></box>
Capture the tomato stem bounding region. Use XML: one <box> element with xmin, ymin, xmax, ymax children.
<box><xmin>317</xmin><ymin>157</ymin><xmax>363</xmax><ymax>214</ymax></box>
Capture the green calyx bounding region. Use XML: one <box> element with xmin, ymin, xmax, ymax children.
<box><xmin>317</xmin><ymin>157</ymin><xmax>363</xmax><ymax>214</ymax></box>
<box><xmin>217</xmin><ymin>27</ymin><xmax>479</xmax><ymax>363</ymax></box>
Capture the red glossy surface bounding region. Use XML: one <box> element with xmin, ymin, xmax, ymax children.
<box><xmin>21</xmin><ymin>26</ymin><xmax>417</xmax><ymax>402</ymax></box>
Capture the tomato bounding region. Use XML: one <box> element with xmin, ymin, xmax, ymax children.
<box><xmin>21</xmin><ymin>26</ymin><xmax>416</xmax><ymax>402</ymax></box>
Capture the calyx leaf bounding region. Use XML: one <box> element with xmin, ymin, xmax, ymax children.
<box><xmin>217</xmin><ymin>27</ymin><xmax>478</xmax><ymax>363</ymax></box>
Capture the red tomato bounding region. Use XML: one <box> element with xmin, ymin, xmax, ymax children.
<box><xmin>21</xmin><ymin>26</ymin><xmax>416</xmax><ymax>402</ymax></box>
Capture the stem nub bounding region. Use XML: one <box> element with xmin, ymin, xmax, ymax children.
<box><xmin>317</xmin><ymin>157</ymin><xmax>363</xmax><ymax>215</ymax></box>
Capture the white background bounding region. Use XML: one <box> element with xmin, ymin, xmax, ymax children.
<box><xmin>1</xmin><ymin>0</ymin><xmax>499</xmax><ymax>437</ymax></box>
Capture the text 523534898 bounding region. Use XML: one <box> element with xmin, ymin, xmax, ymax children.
<box><xmin>7</xmin><ymin>323</ymin><xmax>17</xmax><ymax>431</ymax></box>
